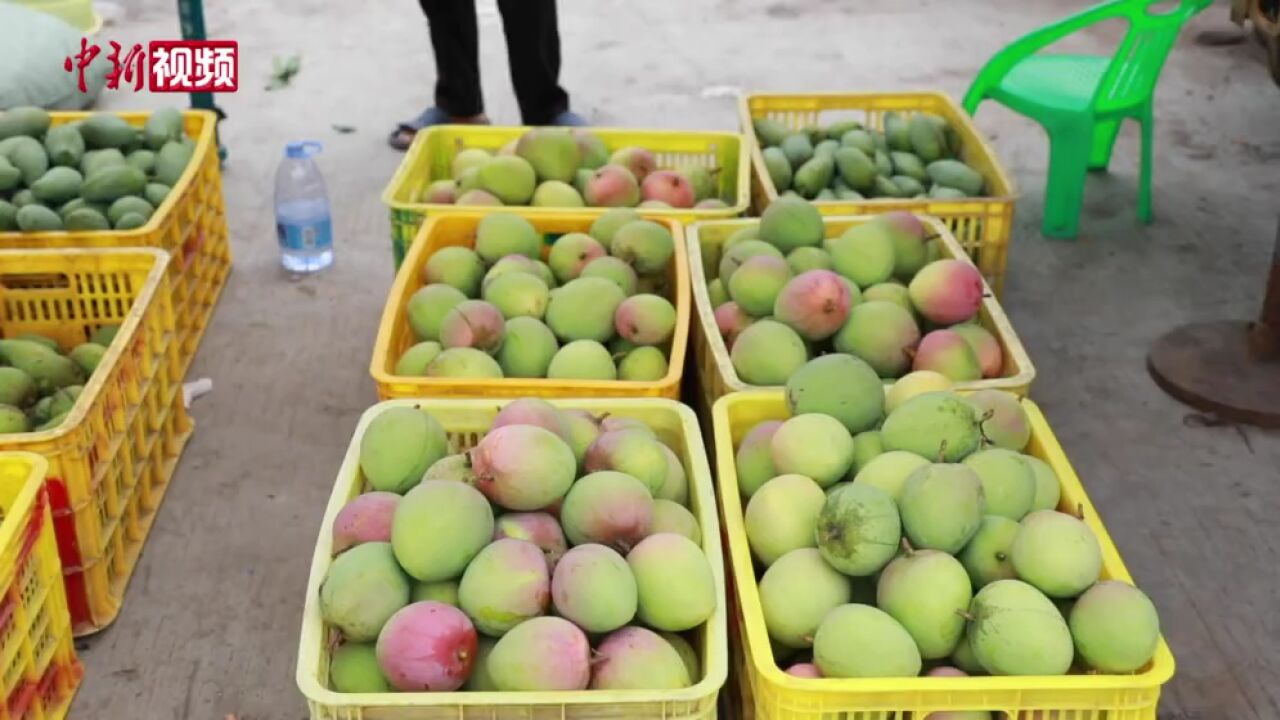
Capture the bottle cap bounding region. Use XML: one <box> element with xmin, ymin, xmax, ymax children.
<box><xmin>285</xmin><ymin>141</ymin><xmax>323</xmax><ymax>159</ymax></box>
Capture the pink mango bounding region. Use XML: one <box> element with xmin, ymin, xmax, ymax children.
<box><xmin>332</xmin><ymin>492</ymin><xmax>400</xmax><ymax>553</ymax></box>
<box><xmin>375</xmin><ymin>601</ymin><xmax>477</xmax><ymax>691</ymax></box>
<box><xmin>773</xmin><ymin>269</ymin><xmax>853</xmax><ymax>341</ymax></box>
<box><xmin>640</xmin><ymin>170</ymin><xmax>696</xmax><ymax>209</ymax></box>
<box><xmin>908</xmin><ymin>259</ymin><xmax>984</xmax><ymax>325</ymax></box>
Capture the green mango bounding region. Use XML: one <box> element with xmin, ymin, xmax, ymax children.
<box><xmin>0</xmin><ymin>156</ymin><xmax>20</xmax><ymax>191</ymax></box>
<box><xmin>126</xmin><ymin>149</ymin><xmax>157</xmax><ymax>174</ymax></box>
<box><xmin>44</xmin><ymin>124</ymin><xmax>87</xmax><ymax>167</ymax></box>
<box><xmin>0</xmin><ymin>405</ymin><xmax>29</xmax><ymax>434</ymax></box>
<box><xmin>107</xmin><ymin>196</ymin><xmax>155</xmax><ymax>225</ymax></box>
<box><xmin>90</xmin><ymin>325</ymin><xmax>121</xmax><ymax>346</ymax></box>
<box><xmin>29</xmin><ymin>396</ymin><xmax>54</xmax><ymax>424</ymax></box>
<box><xmin>48</xmin><ymin>386</ymin><xmax>83</xmax><ymax>418</ymax></box>
<box><xmin>883</xmin><ymin>112</ymin><xmax>911</xmax><ymax>152</ymax></box>
<box><xmin>12</xmin><ymin>333</ymin><xmax>58</xmax><ymax>351</ymax></box>
<box><xmin>69</xmin><ymin>343</ymin><xmax>107</xmax><ymax>374</ymax></box>
<box><xmin>80</xmin><ymin>114</ymin><xmax>137</xmax><ymax>149</ymax></box>
<box><xmin>80</xmin><ymin>148</ymin><xmax>126</xmax><ymax>177</ymax></box>
<box><xmin>792</xmin><ymin>156</ymin><xmax>834</xmax><ymax>199</ymax></box>
<box><xmin>762</xmin><ymin>146</ymin><xmax>792</xmax><ymax>191</ymax></box>
<box><xmin>929</xmin><ymin>185</ymin><xmax>969</xmax><ymax>200</ymax></box>
<box><xmin>890</xmin><ymin>152</ymin><xmax>928</xmax><ymax>183</ymax></box>
<box><xmin>874</xmin><ymin>150</ymin><xmax>893</xmax><ymax>177</ymax></box>
<box><xmin>10</xmin><ymin>189</ymin><xmax>35</xmax><ymax>208</ymax></box>
<box><xmin>0</xmin><ymin>200</ymin><xmax>17</xmax><ymax>231</ymax></box>
<box><xmin>0</xmin><ymin>367</ymin><xmax>36</xmax><ymax>407</ymax></box>
<box><xmin>780</xmin><ymin>133</ymin><xmax>814</xmax><ymax>169</ymax></box>
<box><xmin>64</xmin><ymin>207</ymin><xmax>111</xmax><ymax>231</ymax></box>
<box><xmin>891</xmin><ymin>175</ymin><xmax>926</xmax><ymax>196</ymax></box>
<box><xmin>753</xmin><ymin>118</ymin><xmax>789</xmax><ymax>147</ymax></box>
<box><xmin>35</xmin><ymin>412</ymin><xmax>69</xmax><ymax>432</ymax></box>
<box><xmin>30</xmin><ymin>166</ymin><xmax>84</xmax><ymax>205</ymax></box>
<box><xmin>3</xmin><ymin>137</ymin><xmax>48</xmax><ymax>185</ymax></box>
<box><xmin>15</xmin><ymin>205</ymin><xmax>62</xmax><ymax>232</ymax></box>
<box><xmin>872</xmin><ymin>175</ymin><xmax>905</xmax><ymax>198</ymax></box>
<box><xmin>0</xmin><ymin>340</ymin><xmax>84</xmax><ymax>393</ymax></box>
<box><xmin>833</xmin><ymin>147</ymin><xmax>877</xmax><ymax>192</ymax></box>
<box><xmin>144</xmin><ymin>183</ymin><xmax>171</xmax><ymax>207</ymax></box>
<box><xmin>907</xmin><ymin>115</ymin><xmax>947</xmax><ymax>162</ymax></box>
<box><xmin>825</xmin><ymin>119</ymin><xmax>863</xmax><ymax>140</ymax></box>
<box><xmin>927</xmin><ymin>160</ymin><xmax>985</xmax><ymax>196</ymax></box>
<box><xmin>813</xmin><ymin>139</ymin><xmax>840</xmax><ymax>161</ymax></box>
<box><xmin>0</xmin><ymin>107</ymin><xmax>51</xmax><ymax>140</ymax></box>
<box><xmin>143</xmin><ymin>107</ymin><xmax>184</xmax><ymax>150</ymax></box>
<box><xmin>815</xmin><ymin>188</ymin><xmax>836</xmax><ymax>201</ymax></box>
<box><xmin>840</xmin><ymin>129</ymin><xmax>878</xmax><ymax>156</ymax></box>
<box><xmin>114</xmin><ymin>212</ymin><xmax>148</xmax><ymax>230</ymax></box>
<box><xmin>834</xmin><ymin>183</ymin><xmax>865</xmax><ymax>201</ymax></box>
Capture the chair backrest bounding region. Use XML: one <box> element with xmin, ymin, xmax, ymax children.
<box><xmin>1094</xmin><ymin>0</ymin><xmax>1212</xmax><ymax>111</ymax></box>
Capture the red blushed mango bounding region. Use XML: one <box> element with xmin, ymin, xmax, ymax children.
<box><xmin>584</xmin><ymin>164</ymin><xmax>640</xmax><ymax>207</ymax></box>
<box><xmin>332</xmin><ymin>492</ymin><xmax>400</xmax><ymax>553</ymax></box>
<box><xmin>376</xmin><ymin>601</ymin><xmax>477</xmax><ymax>691</ymax></box>
<box><xmin>773</xmin><ymin>269</ymin><xmax>852</xmax><ymax>341</ymax></box>
<box><xmin>950</xmin><ymin>323</ymin><xmax>1004</xmax><ymax>378</ymax></box>
<box><xmin>908</xmin><ymin>259</ymin><xmax>984</xmax><ymax>325</ymax></box>
<box><xmin>913</xmin><ymin>330</ymin><xmax>982</xmax><ymax>382</ymax></box>
<box><xmin>640</xmin><ymin>169</ymin><xmax>696</xmax><ymax>208</ymax></box>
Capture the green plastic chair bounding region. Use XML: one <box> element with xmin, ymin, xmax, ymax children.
<box><xmin>964</xmin><ymin>0</ymin><xmax>1211</xmax><ymax>239</ymax></box>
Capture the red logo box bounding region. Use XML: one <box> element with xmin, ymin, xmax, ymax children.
<box><xmin>148</xmin><ymin>40</ymin><xmax>238</xmax><ymax>92</ymax></box>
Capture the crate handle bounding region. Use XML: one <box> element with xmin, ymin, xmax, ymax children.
<box><xmin>0</xmin><ymin>272</ymin><xmax>72</xmax><ymax>293</ymax></box>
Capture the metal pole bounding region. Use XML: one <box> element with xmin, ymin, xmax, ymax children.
<box><xmin>176</xmin><ymin>0</ymin><xmax>227</xmax><ymax>161</ymax></box>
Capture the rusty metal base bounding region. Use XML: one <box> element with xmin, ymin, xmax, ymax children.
<box><xmin>1148</xmin><ymin>320</ymin><xmax>1280</xmax><ymax>428</ymax></box>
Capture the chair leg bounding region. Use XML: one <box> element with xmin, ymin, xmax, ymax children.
<box><xmin>1088</xmin><ymin>118</ymin><xmax>1122</xmax><ymax>172</ymax></box>
<box><xmin>1138</xmin><ymin>109</ymin><xmax>1154</xmax><ymax>224</ymax></box>
<box><xmin>1042</xmin><ymin>126</ymin><xmax>1092</xmax><ymax>240</ymax></box>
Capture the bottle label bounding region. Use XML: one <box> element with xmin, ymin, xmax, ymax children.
<box><xmin>277</xmin><ymin>218</ymin><xmax>333</xmax><ymax>252</ymax></box>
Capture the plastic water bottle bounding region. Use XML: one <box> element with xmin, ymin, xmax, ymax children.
<box><xmin>274</xmin><ymin>141</ymin><xmax>334</xmax><ymax>273</ymax></box>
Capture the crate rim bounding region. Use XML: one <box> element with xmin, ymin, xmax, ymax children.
<box><xmin>739</xmin><ymin>90</ymin><xmax>1019</xmax><ymax>204</ymax></box>
<box><xmin>0</xmin><ymin>247</ymin><xmax>171</xmax><ymax>443</ymax></box>
<box><xmin>0</xmin><ymin>452</ymin><xmax>48</xmax><ymax>547</ymax></box>
<box><xmin>370</xmin><ymin>211</ymin><xmax>693</xmax><ymax>396</ymax></box>
<box><xmin>296</xmin><ymin>397</ymin><xmax>729</xmax><ymax>709</ymax></box>
<box><xmin>687</xmin><ymin>213</ymin><xmax>1036</xmax><ymax>394</ymax></box>
<box><xmin>0</xmin><ymin>109</ymin><xmax>217</xmax><ymax>241</ymax></box>
<box><xmin>712</xmin><ymin>389</ymin><xmax>1175</xmax><ymax>703</ymax></box>
<box><xmin>381</xmin><ymin>124</ymin><xmax>753</xmax><ymax>219</ymax></box>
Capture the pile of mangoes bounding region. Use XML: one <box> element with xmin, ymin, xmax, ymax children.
<box><xmin>0</xmin><ymin>326</ymin><xmax>117</xmax><ymax>433</ymax></box>
<box><xmin>0</xmin><ymin>106</ymin><xmax>194</xmax><ymax>232</ymax></box>
<box><xmin>753</xmin><ymin>111</ymin><xmax>989</xmax><ymax>201</ymax></box>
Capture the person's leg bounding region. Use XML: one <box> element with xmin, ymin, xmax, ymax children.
<box><xmin>390</xmin><ymin>0</ymin><xmax>488</xmax><ymax>149</ymax></box>
<box><xmin>421</xmin><ymin>0</ymin><xmax>484</xmax><ymax>117</ymax></box>
<box><xmin>495</xmin><ymin>0</ymin><xmax>576</xmax><ymax>125</ymax></box>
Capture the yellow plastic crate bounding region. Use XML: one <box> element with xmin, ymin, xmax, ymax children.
<box><xmin>382</xmin><ymin>125</ymin><xmax>751</xmax><ymax>267</ymax></box>
<box><xmin>741</xmin><ymin>92</ymin><xmax>1017</xmax><ymax>296</ymax></box>
<box><xmin>0</xmin><ymin>110</ymin><xmax>233</xmax><ymax>376</ymax></box>
<box><xmin>712</xmin><ymin>391</ymin><xmax>1176</xmax><ymax>720</ymax></box>
<box><xmin>296</xmin><ymin>398</ymin><xmax>728</xmax><ymax>720</ymax></box>
<box><xmin>0</xmin><ymin>453</ymin><xmax>81</xmax><ymax>720</ymax></box>
<box><xmin>687</xmin><ymin>215</ymin><xmax>1035</xmax><ymax>423</ymax></box>
<box><xmin>0</xmin><ymin>249</ymin><xmax>193</xmax><ymax>635</ymax></box>
<box><xmin>372</xmin><ymin>212</ymin><xmax>691</xmax><ymax>400</ymax></box>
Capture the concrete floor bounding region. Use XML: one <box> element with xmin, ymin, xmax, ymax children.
<box><xmin>72</xmin><ymin>0</ymin><xmax>1280</xmax><ymax>717</ymax></box>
